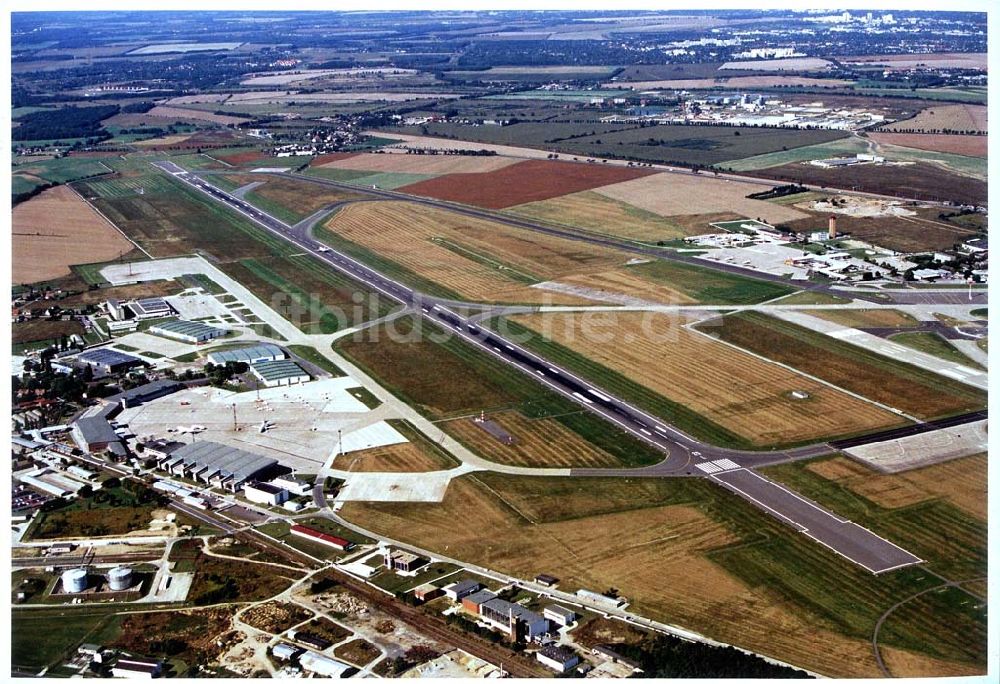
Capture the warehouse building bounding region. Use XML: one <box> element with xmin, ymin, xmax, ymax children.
<box><xmin>207</xmin><ymin>343</ymin><xmax>284</xmax><ymax>366</ymax></box>
<box><xmin>289</xmin><ymin>524</ymin><xmax>355</xmax><ymax>551</ymax></box>
<box><xmin>289</xmin><ymin>629</ymin><xmax>333</xmax><ymax>650</ymax></box>
<box><xmin>537</xmin><ymin>645</ymin><xmax>580</xmax><ymax>673</ymax></box>
<box><xmin>160</xmin><ymin>441</ymin><xmax>279</xmax><ymax>491</ymax></box>
<box><xmin>461</xmin><ymin>589</ymin><xmax>498</xmax><ymax>615</ymax></box>
<box><xmin>443</xmin><ymin>579</ymin><xmax>482</xmax><ymax>601</ymax></box>
<box><xmin>130</xmin><ymin>297</ymin><xmax>173</xmax><ymax>320</ymax></box>
<box><xmin>76</xmin><ymin>348</ymin><xmax>145</xmax><ymax>375</ymax></box>
<box><xmin>243</xmin><ymin>481</ymin><xmax>289</xmax><ymax>506</ymax></box>
<box><xmin>271</xmin><ymin>643</ymin><xmax>301</xmax><ymax>662</ymax></box>
<box><xmin>111</xmin><ymin>655</ymin><xmax>162</xmax><ymax>679</ymax></box>
<box><xmin>148</xmin><ymin>319</ymin><xmax>225</xmax><ymax>344</ymax></box>
<box><xmin>414</xmin><ymin>584</ymin><xmax>443</xmax><ymax>602</ymax></box>
<box><xmin>251</xmin><ymin>359</ymin><xmax>310</xmax><ymax>388</ymax></box>
<box><xmin>298</xmin><ymin>651</ymin><xmax>351</xmax><ymax>678</ymax></box>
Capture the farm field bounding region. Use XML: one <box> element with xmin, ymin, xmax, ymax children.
<box><xmin>318</xmin><ymin>200</ymin><xmax>624</xmax><ymax>303</ymax></box>
<box><xmin>752</xmin><ymin>161</ymin><xmax>986</xmax><ymax>210</ymax></box>
<box><xmin>809</xmin><ymin>308</ymin><xmax>920</xmax><ymax>329</ymax></box>
<box><xmin>442</xmin><ymin>409</ymin><xmax>623</xmax><ymax>468</ymax></box>
<box><xmin>779</xmin><ymin>208</ymin><xmax>979</xmax><ymax>253</ymax></box>
<box><xmin>503</xmin><ymin>190</ymin><xmax>697</xmax><ymax>242</ymax></box>
<box><xmin>388</xmin><ymin>122</ymin><xmax>849</xmax><ymax>167</ymax></box>
<box><xmin>11</xmin><ymin>156</ymin><xmax>111</xmax><ymax>186</ymax></box>
<box><xmin>881</xmin><ymin>103</ymin><xmax>987</xmax><ymax>133</ymax></box>
<box><xmin>508</xmin><ymin>311</ymin><xmax>906</xmax><ymax>447</ymax></box>
<box><xmin>702</xmin><ymin>312</ymin><xmax>986</xmax><ymax>419</ymax></box>
<box><xmin>341</xmin><ymin>473</ymin><xmax>985</xmax><ymax>677</ymax></box>
<box><xmin>318</xmin><ymin>151</ymin><xmax>521</xmax><ymax>175</ymax></box>
<box><xmin>397</xmin><ymin>159</ymin><xmax>653</xmax><ymax>209</ymax></box>
<box><xmin>803</xmin><ymin>453</ymin><xmax>987</xmax><ymax>521</ymax></box>
<box><xmin>591</xmin><ymin>172</ymin><xmax>808</xmax><ymax>224</ymax></box>
<box><xmin>843</xmin><ymin>53</ymin><xmax>988</xmax><ymax>71</ymax></box>
<box><xmin>12</xmin><ymin>185</ymin><xmax>133</xmax><ymax>284</ymax></box>
<box><xmin>720</xmin><ymin>57</ymin><xmax>832</xmax><ymax>71</ymax></box>
<box><xmin>335</xmin><ymin>315</ymin><xmax>664</xmax><ymax>466</ymax></box>
<box><xmin>144</xmin><ymin>105</ymin><xmax>248</xmax><ymax>126</ymax></box>
<box><xmin>606</xmin><ymin>75</ymin><xmax>853</xmax><ymax>90</ymax></box>
<box><xmin>720</xmin><ymin>136</ymin><xmax>874</xmax><ymax>171</ymax></box>
<box><xmin>868</xmin><ymin>133</ymin><xmax>987</xmax><ymax>158</ymax></box>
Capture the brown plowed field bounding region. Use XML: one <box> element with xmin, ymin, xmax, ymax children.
<box><xmin>322</xmin><ymin>152</ymin><xmax>520</xmax><ymax>175</ymax></box>
<box><xmin>752</xmin><ymin>161</ymin><xmax>987</xmax><ymax>208</ymax></box>
<box><xmin>396</xmin><ymin>159</ymin><xmax>654</xmax><ymax>209</ymax></box>
<box><xmin>442</xmin><ymin>410</ymin><xmax>621</xmax><ymax>468</ymax></box>
<box><xmin>780</xmin><ymin>209</ymin><xmax>978</xmax><ymax>253</ymax></box>
<box><xmin>868</xmin><ymin>133</ymin><xmax>987</xmax><ymax>158</ymax></box>
<box><xmin>513</xmin><ymin>311</ymin><xmax>906</xmax><ymax>446</ymax></box>
<box><xmin>12</xmin><ymin>185</ymin><xmax>133</xmax><ymax>284</ymax></box>
<box><xmin>213</xmin><ymin>150</ymin><xmax>268</xmax><ymax>166</ymax></box>
<box><xmin>320</xmin><ymin>200</ymin><xmax>625</xmax><ymax>303</ymax></box>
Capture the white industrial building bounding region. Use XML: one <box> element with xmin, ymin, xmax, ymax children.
<box><xmin>543</xmin><ymin>604</ymin><xmax>578</xmax><ymax>627</ymax></box>
<box><xmin>243</xmin><ymin>481</ymin><xmax>289</xmax><ymax>506</ymax></box>
<box><xmin>251</xmin><ymin>359</ymin><xmax>310</xmax><ymax>387</ymax></box>
<box><xmin>270</xmin><ymin>475</ymin><xmax>312</xmax><ymax>496</ymax></box>
<box><xmin>148</xmin><ymin>319</ymin><xmax>225</xmax><ymax>344</ymax></box>
<box><xmin>111</xmin><ymin>656</ymin><xmax>162</xmax><ymax>679</ymax></box>
<box><xmin>537</xmin><ymin>645</ymin><xmax>580</xmax><ymax>673</ymax></box>
<box><xmin>298</xmin><ymin>651</ymin><xmax>351</xmax><ymax>678</ymax></box>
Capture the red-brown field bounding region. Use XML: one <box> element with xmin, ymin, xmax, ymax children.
<box><xmin>869</xmin><ymin>133</ymin><xmax>987</xmax><ymax>158</ymax></box>
<box><xmin>397</xmin><ymin>159</ymin><xmax>655</xmax><ymax>209</ymax></box>
<box><xmin>213</xmin><ymin>150</ymin><xmax>268</xmax><ymax>166</ymax></box>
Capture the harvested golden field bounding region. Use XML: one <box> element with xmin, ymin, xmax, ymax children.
<box><xmin>545</xmin><ymin>268</ymin><xmax>699</xmax><ymax>305</ymax></box>
<box><xmin>514</xmin><ymin>311</ymin><xmax>905</xmax><ymax>446</ymax></box>
<box><xmin>880</xmin><ymin>646</ymin><xmax>985</xmax><ymax>678</ymax></box>
<box><xmin>845</xmin><ymin>53</ymin><xmax>987</xmax><ymax>71</ymax></box>
<box><xmin>883</xmin><ymin>104</ymin><xmax>987</xmax><ymax>134</ymax></box>
<box><xmin>809</xmin><ymin>308</ymin><xmax>920</xmax><ymax>329</ymax></box>
<box><xmin>593</xmin><ymin>172</ymin><xmax>807</xmax><ymax>224</ymax></box>
<box><xmin>341</xmin><ymin>476</ymin><xmax>746</xmax><ymax>624</ymax></box>
<box><xmin>321</xmin><ymin>200</ymin><xmax>627</xmax><ymax>303</ymax></box>
<box><xmin>809</xmin><ymin>454</ymin><xmax>987</xmax><ymax>521</ymax></box>
<box><xmin>504</xmin><ymin>190</ymin><xmax>699</xmax><ymax>242</ymax></box>
<box><xmin>321</xmin><ymin>152</ymin><xmax>520</xmax><ymax>175</ymax></box>
<box><xmin>332</xmin><ymin>441</ymin><xmax>454</xmax><ymax>473</ymax></box>
<box><xmin>12</xmin><ymin>185</ymin><xmax>133</xmax><ymax>284</ymax></box>
<box><xmin>341</xmin><ymin>474</ymin><xmax>968</xmax><ymax>677</ymax></box>
<box><xmin>869</xmin><ymin>133</ymin><xmax>987</xmax><ymax>158</ymax></box>
<box><xmin>131</xmin><ymin>133</ymin><xmax>196</xmax><ymax>147</ymax></box>
<box><xmin>144</xmin><ymin>105</ymin><xmax>248</xmax><ymax>126</ymax></box>
<box><xmin>367</xmin><ymin>131</ymin><xmax>562</xmax><ymax>160</ymax></box>
<box><xmin>442</xmin><ymin>410</ymin><xmax>621</xmax><ymax>468</ymax></box>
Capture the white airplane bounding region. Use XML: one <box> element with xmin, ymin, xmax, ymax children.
<box><xmin>259</xmin><ymin>420</ymin><xmax>274</xmax><ymax>433</ymax></box>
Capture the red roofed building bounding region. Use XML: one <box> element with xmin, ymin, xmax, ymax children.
<box><xmin>289</xmin><ymin>524</ymin><xmax>355</xmax><ymax>551</ymax></box>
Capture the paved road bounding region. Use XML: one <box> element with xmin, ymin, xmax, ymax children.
<box><xmin>154</xmin><ymin>160</ymin><xmax>933</xmax><ymax>575</ymax></box>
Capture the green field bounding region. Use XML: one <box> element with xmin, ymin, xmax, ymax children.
<box><xmin>889</xmin><ymin>332</ymin><xmax>985</xmax><ymax>371</ymax></box>
<box><xmin>287</xmin><ymin>344</ymin><xmax>347</xmax><ymax>376</ymax></box>
<box><xmin>628</xmin><ymin>259</ymin><xmax>795</xmax><ymax>304</ymax></box>
<box><xmin>387</xmin><ymin>121</ymin><xmax>848</xmax><ymax>166</ymax></box>
<box><xmin>720</xmin><ymin>136</ymin><xmax>873</xmax><ymax>171</ymax></box>
<box><xmin>13</xmin><ymin>156</ymin><xmax>112</xmax><ymax>185</ymax></box>
<box><xmin>704</xmin><ymin>312</ymin><xmax>986</xmax><ymax>419</ymax></box>
<box><xmin>305</xmin><ymin>167</ymin><xmax>378</xmax><ymax>183</ymax></box>
<box><xmin>12</xmin><ymin>611</ymin><xmax>106</xmax><ymax>671</ymax></box>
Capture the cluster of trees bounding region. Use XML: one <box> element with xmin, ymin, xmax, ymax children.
<box><xmin>12</xmin><ymin>104</ymin><xmax>119</xmax><ymax>141</ymax></box>
<box><xmin>608</xmin><ymin>634</ymin><xmax>810</xmax><ymax>678</ymax></box>
<box><xmin>204</xmin><ymin>361</ymin><xmax>249</xmax><ymax>387</ymax></box>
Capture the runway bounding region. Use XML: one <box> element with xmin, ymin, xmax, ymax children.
<box><xmin>150</xmin><ymin>160</ymin><xmax>942</xmax><ymax>574</ymax></box>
